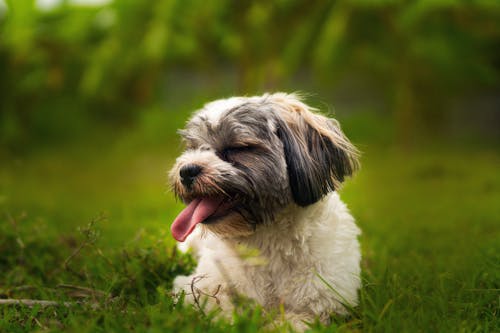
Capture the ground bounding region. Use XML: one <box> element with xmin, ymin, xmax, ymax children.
<box><xmin>0</xmin><ymin>116</ymin><xmax>498</xmax><ymax>332</ymax></box>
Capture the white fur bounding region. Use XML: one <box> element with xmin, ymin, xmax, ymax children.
<box><xmin>199</xmin><ymin>95</ymin><xmax>276</xmax><ymax>125</ymax></box>
<box><xmin>173</xmin><ymin>192</ymin><xmax>361</xmax><ymax>330</ymax></box>
<box><xmin>200</xmin><ymin>97</ymin><xmax>245</xmax><ymax>124</ymax></box>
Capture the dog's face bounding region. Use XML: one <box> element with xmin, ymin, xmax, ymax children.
<box><xmin>169</xmin><ymin>93</ymin><xmax>359</xmax><ymax>242</ymax></box>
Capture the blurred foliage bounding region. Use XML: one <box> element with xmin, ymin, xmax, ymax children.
<box><xmin>0</xmin><ymin>0</ymin><xmax>499</xmax><ymax>149</ymax></box>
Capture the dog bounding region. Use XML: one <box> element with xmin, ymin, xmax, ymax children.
<box><xmin>169</xmin><ymin>93</ymin><xmax>361</xmax><ymax>330</ymax></box>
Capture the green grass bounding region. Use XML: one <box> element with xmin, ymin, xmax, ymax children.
<box><xmin>0</xmin><ymin>119</ymin><xmax>499</xmax><ymax>332</ymax></box>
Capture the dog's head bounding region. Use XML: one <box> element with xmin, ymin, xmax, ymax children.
<box><xmin>169</xmin><ymin>93</ymin><xmax>359</xmax><ymax>241</ymax></box>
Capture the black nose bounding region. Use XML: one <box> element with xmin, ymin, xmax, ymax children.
<box><xmin>180</xmin><ymin>164</ymin><xmax>202</xmax><ymax>187</ymax></box>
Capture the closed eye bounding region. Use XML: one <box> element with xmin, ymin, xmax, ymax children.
<box><xmin>218</xmin><ymin>145</ymin><xmax>255</xmax><ymax>161</ymax></box>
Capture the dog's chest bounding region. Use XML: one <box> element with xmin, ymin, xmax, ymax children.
<box><xmin>234</xmin><ymin>234</ymin><xmax>316</xmax><ymax>307</ymax></box>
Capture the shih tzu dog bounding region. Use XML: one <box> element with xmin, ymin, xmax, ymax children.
<box><xmin>169</xmin><ymin>93</ymin><xmax>361</xmax><ymax>330</ymax></box>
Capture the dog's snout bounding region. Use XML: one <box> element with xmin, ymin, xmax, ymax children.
<box><xmin>180</xmin><ymin>164</ymin><xmax>202</xmax><ymax>187</ymax></box>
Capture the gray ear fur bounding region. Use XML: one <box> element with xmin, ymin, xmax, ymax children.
<box><xmin>272</xmin><ymin>99</ymin><xmax>359</xmax><ymax>206</ymax></box>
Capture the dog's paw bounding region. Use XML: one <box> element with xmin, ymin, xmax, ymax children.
<box><xmin>173</xmin><ymin>275</ymin><xmax>193</xmax><ymax>294</ymax></box>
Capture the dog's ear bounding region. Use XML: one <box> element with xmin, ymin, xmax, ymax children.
<box><xmin>271</xmin><ymin>93</ymin><xmax>359</xmax><ymax>206</ymax></box>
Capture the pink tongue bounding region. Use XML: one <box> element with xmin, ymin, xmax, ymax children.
<box><xmin>171</xmin><ymin>197</ymin><xmax>224</xmax><ymax>242</ymax></box>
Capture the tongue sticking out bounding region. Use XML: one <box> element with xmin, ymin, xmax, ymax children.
<box><xmin>171</xmin><ymin>197</ymin><xmax>225</xmax><ymax>242</ymax></box>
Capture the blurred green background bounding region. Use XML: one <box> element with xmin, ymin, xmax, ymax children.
<box><xmin>0</xmin><ymin>1</ymin><xmax>499</xmax><ymax>332</ymax></box>
<box><xmin>1</xmin><ymin>0</ymin><xmax>499</xmax><ymax>151</ymax></box>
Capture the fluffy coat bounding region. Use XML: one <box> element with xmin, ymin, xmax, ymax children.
<box><xmin>170</xmin><ymin>93</ymin><xmax>361</xmax><ymax>330</ymax></box>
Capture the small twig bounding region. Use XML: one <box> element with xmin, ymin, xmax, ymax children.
<box><xmin>33</xmin><ymin>317</ymin><xmax>46</xmax><ymax>329</ymax></box>
<box><xmin>188</xmin><ymin>275</ymin><xmax>222</xmax><ymax>317</ymax></box>
<box><xmin>2</xmin><ymin>285</ymin><xmax>38</xmax><ymax>296</ymax></box>
<box><xmin>63</xmin><ymin>214</ymin><xmax>105</xmax><ymax>278</ymax></box>
<box><xmin>56</xmin><ymin>284</ymin><xmax>108</xmax><ymax>299</ymax></box>
<box><xmin>196</xmin><ymin>284</ymin><xmax>222</xmax><ymax>305</ymax></box>
<box><xmin>190</xmin><ymin>275</ymin><xmax>206</xmax><ymax>316</ymax></box>
<box><xmin>0</xmin><ymin>299</ymin><xmax>75</xmax><ymax>308</ymax></box>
